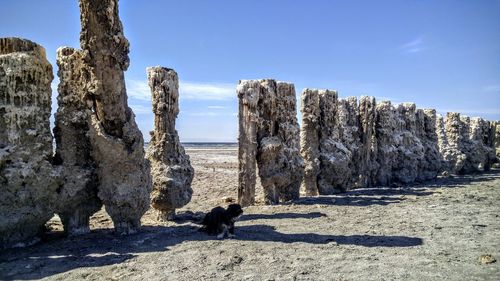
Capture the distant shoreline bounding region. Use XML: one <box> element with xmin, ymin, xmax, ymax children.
<box><xmin>144</xmin><ymin>142</ymin><xmax>238</xmax><ymax>149</ymax></box>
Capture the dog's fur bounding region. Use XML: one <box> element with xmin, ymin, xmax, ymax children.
<box><xmin>201</xmin><ymin>204</ymin><xmax>243</xmax><ymax>239</ymax></box>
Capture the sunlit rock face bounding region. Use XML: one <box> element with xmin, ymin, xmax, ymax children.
<box><xmin>417</xmin><ymin>109</ymin><xmax>442</xmax><ymax>181</ymax></box>
<box><xmin>146</xmin><ymin>67</ymin><xmax>194</xmax><ymax>221</ymax></box>
<box><xmin>237</xmin><ymin>80</ymin><xmax>260</xmax><ymax>207</ymax></box>
<box><xmin>79</xmin><ymin>0</ymin><xmax>151</xmax><ymax>234</ymax></box>
<box><xmin>238</xmin><ymin>79</ymin><xmax>304</xmax><ymax>206</ymax></box>
<box><xmin>300</xmin><ymin>89</ymin><xmax>321</xmax><ymax>196</ymax></box>
<box><xmin>0</xmin><ymin>38</ymin><xmax>60</xmax><ymax>248</ymax></box>
<box><xmin>53</xmin><ymin>47</ymin><xmax>101</xmax><ymax>236</ymax></box>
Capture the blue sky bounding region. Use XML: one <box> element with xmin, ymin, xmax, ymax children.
<box><xmin>1</xmin><ymin>0</ymin><xmax>499</xmax><ymax>142</ymax></box>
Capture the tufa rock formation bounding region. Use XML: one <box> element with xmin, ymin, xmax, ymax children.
<box><xmin>391</xmin><ymin>103</ymin><xmax>424</xmax><ymax>184</ymax></box>
<box><xmin>300</xmin><ymin>89</ymin><xmax>321</xmax><ymax>196</ymax></box>
<box><xmin>53</xmin><ymin>47</ymin><xmax>101</xmax><ymax>235</ymax></box>
<box><xmin>237</xmin><ymin>80</ymin><xmax>260</xmax><ymax>206</ymax></box>
<box><xmin>417</xmin><ymin>109</ymin><xmax>442</xmax><ymax>181</ymax></box>
<box><xmin>356</xmin><ymin>96</ymin><xmax>378</xmax><ymax>187</ymax></box>
<box><xmin>146</xmin><ymin>67</ymin><xmax>194</xmax><ymax>221</ymax></box>
<box><xmin>0</xmin><ymin>38</ymin><xmax>59</xmax><ymax>248</ymax></box>
<box><xmin>79</xmin><ymin>0</ymin><xmax>151</xmax><ymax>234</ymax></box>
<box><xmin>374</xmin><ymin>101</ymin><xmax>398</xmax><ymax>186</ymax></box>
<box><xmin>238</xmin><ymin>79</ymin><xmax>304</xmax><ymax>206</ymax></box>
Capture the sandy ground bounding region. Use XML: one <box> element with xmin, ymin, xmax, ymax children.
<box><xmin>1</xmin><ymin>147</ymin><xmax>499</xmax><ymax>280</ymax></box>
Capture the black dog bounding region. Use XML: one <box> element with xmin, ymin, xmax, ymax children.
<box><xmin>201</xmin><ymin>204</ymin><xmax>243</xmax><ymax>239</ymax></box>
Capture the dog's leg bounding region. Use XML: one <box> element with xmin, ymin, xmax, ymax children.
<box><xmin>217</xmin><ymin>224</ymin><xmax>228</xmax><ymax>239</ymax></box>
<box><xmin>228</xmin><ymin>223</ymin><xmax>236</xmax><ymax>238</ymax></box>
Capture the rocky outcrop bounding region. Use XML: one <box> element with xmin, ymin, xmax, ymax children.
<box><xmin>0</xmin><ymin>38</ymin><xmax>59</xmax><ymax>248</ymax></box>
<box><xmin>357</xmin><ymin>96</ymin><xmax>378</xmax><ymax>187</ymax></box>
<box><xmin>53</xmin><ymin>47</ymin><xmax>101</xmax><ymax>235</ymax></box>
<box><xmin>374</xmin><ymin>101</ymin><xmax>398</xmax><ymax>186</ymax></box>
<box><xmin>438</xmin><ymin>112</ymin><xmax>467</xmax><ymax>174</ymax></box>
<box><xmin>316</xmin><ymin>94</ymin><xmax>356</xmax><ymax>194</ymax></box>
<box><xmin>494</xmin><ymin>121</ymin><xmax>500</xmax><ymax>161</ymax></box>
<box><xmin>79</xmin><ymin>0</ymin><xmax>151</xmax><ymax>234</ymax></box>
<box><xmin>238</xmin><ymin>79</ymin><xmax>304</xmax><ymax>206</ymax></box>
<box><xmin>146</xmin><ymin>67</ymin><xmax>194</xmax><ymax>221</ymax></box>
<box><xmin>417</xmin><ymin>109</ymin><xmax>442</xmax><ymax>181</ymax></box>
<box><xmin>300</xmin><ymin>89</ymin><xmax>320</xmax><ymax>196</ymax></box>
<box><xmin>237</xmin><ymin>80</ymin><xmax>259</xmax><ymax>207</ymax></box>
<box><xmin>392</xmin><ymin>103</ymin><xmax>424</xmax><ymax>184</ymax></box>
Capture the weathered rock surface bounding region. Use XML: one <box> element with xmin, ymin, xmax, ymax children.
<box><xmin>357</xmin><ymin>96</ymin><xmax>378</xmax><ymax>187</ymax></box>
<box><xmin>437</xmin><ymin>112</ymin><xmax>467</xmax><ymax>174</ymax></box>
<box><xmin>237</xmin><ymin>80</ymin><xmax>260</xmax><ymax>207</ymax></box>
<box><xmin>316</xmin><ymin>94</ymin><xmax>355</xmax><ymax>194</ymax></box>
<box><xmin>392</xmin><ymin>103</ymin><xmax>425</xmax><ymax>184</ymax></box>
<box><xmin>79</xmin><ymin>0</ymin><xmax>151</xmax><ymax>234</ymax></box>
<box><xmin>417</xmin><ymin>109</ymin><xmax>442</xmax><ymax>181</ymax></box>
<box><xmin>238</xmin><ymin>79</ymin><xmax>304</xmax><ymax>205</ymax></box>
<box><xmin>374</xmin><ymin>101</ymin><xmax>398</xmax><ymax>186</ymax></box>
<box><xmin>146</xmin><ymin>67</ymin><xmax>193</xmax><ymax>221</ymax></box>
<box><xmin>0</xmin><ymin>38</ymin><xmax>59</xmax><ymax>248</ymax></box>
<box><xmin>53</xmin><ymin>47</ymin><xmax>101</xmax><ymax>235</ymax></box>
<box><xmin>300</xmin><ymin>89</ymin><xmax>320</xmax><ymax>196</ymax></box>
<box><xmin>494</xmin><ymin>121</ymin><xmax>500</xmax><ymax>161</ymax></box>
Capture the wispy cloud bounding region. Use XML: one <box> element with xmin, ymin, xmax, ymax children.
<box><xmin>207</xmin><ymin>105</ymin><xmax>228</xmax><ymax>109</ymax></box>
<box><xmin>126</xmin><ymin>80</ymin><xmax>236</xmax><ymax>101</ymax></box>
<box><xmin>399</xmin><ymin>36</ymin><xmax>427</xmax><ymax>54</ymax></box>
<box><xmin>185</xmin><ymin>111</ymin><xmax>237</xmax><ymax>117</ymax></box>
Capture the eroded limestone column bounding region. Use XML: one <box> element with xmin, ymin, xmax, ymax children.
<box><xmin>53</xmin><ymin>47</ymin><xmax>101</xmax><ymax>235</ymax></box>
<box><xmin>274</xmin><ymin>81</ymin><xmax>304</xmax><ymax>201</ymax></box>
<box><xmin>237</xmin><ymin>80</ymin><xmax>260</xmax><ymax>207</ymax></box>
<box><xmin>417</xmin><ymin>109</ymin><xmax>442</xmax><ymax>181</ymax></box>
<box><xmin>146</xmin><ymin>67</ymin><xmax>194</xmax><ymax>221</ymax></box>
<box><xmin>374</xmin><ymin>101</ymin><xmax>397</xmax><ymax>186</ymax></box>
<box><xmin>256</xmin><ymin>80</ymin><xmax>304</xmax><ymax>204</ymax></box>
<box><xmin>0</xmin><ymin>38</ymin><xmax>59</xmax><ymax>248</ymax></box>
<box><xmin>392</xmin><ymin>103</ymin><xmax>424</xmax><ymax>184</ymax></box>
<box><xmin>316</xmin><ymin>90</ymin><xmax>348</xmax><ymax>194</ymax></box>
<box><xmin>79</xmin><ymin>0</ymin><xmax>151</xmax><ymax>234</ymax></box>
<box><xmin>440</xmin><ymin>112</ymin><xmax>467</xmax><ymax>174</ymax></box>
<box><xmin>357</xmin><ymin>96</ymin><xmax>378</xmax><ymax>187</ymax></box>
<box><xmin>238</xmin><ymin>79</ymin><xmax>304</xmax><ymax>205</ymax></box>
<box><xmin>300</xmin><ymin>89</ymin><xmax>320</xmax><ymax>196</ymax></box>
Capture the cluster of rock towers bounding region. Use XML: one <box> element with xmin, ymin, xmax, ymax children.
<box><xmin>238</xmin><ymin>84</ymin><xmax>499</xmax><ymax>203</ymax></box>
<box><xmin>1</xmin><ymin>0</ymin><xmax>499</xmax><ymax>250</ymax></box>
<box><xmin>0</xmin><ymin>0</ymin><xmax>192</xmax><ymax>248</ymax></box>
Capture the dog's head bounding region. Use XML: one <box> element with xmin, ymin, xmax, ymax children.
<box><xmin>225</xmin><ymin>203</ymin><xmax>243</xmax><ymax>219</ymax></box>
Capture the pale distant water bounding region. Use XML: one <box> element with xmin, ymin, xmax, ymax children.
<box><xmin>144</xmin><ymin>142</ymin><xmax>238</xmax><ymax>149</ymax></box>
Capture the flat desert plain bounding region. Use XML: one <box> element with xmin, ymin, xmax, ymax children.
<box><xmin>1</xmin><ymin>146</ymin><xmax>499</xmax><ymax>280</ymax></box>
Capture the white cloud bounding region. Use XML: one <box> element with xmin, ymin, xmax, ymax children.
<box><xmin>399</xmin><ymin>36</ymin><xmax>427</xmax><ymax>53</ymax></box>
<box><xmin>185</xmin><ymin>111</ymin><xmax>237</xmax><ymax>117</ymax></box>
<box><xmin>127</xmin><ymin>80</ymin><xmax>151</xmax><ymax>101</ymax></box>
<box><xmin>126</xmin><ymin>80</ymin><xmax>236</xmax><ymax>101</ymax></box>
<box><xmin>207</xmin><ymin>105</ymin><xmax>228</xmax><ymax>109</ymax></box>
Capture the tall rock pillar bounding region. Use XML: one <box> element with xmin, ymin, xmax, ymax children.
<box><xmin>0</xmin><ymin>38</ymin><xmax>59</xmax><ymax>247</ymax></box>
<box><xmin>146</xmin><ymin>67</ymin><xmax>194</xmax><ymax>221</ymax></box>
<box><xmin>79</xmin><ymin>0</ymin><xmax>151</xmax><ymax>234</ymax></box>
<box><xmin>53</xmin><ymin>47</ymin><xmax>101</xmax><ymax>235</ymax></box>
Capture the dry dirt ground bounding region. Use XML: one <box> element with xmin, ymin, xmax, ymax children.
<box><xmin>1</xmin><ymin>148</ymin><xmax>499</xmax><ymax>280</ymax></box>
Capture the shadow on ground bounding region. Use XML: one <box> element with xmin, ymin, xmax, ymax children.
<box><xmin>1</xmin><ymin>170</ymin><xmax>497</xmax><ymax>280</ymax></box>
<box><xmin>292</xmin><ymin>169</ymin><xmax>500</xmax><ymax>207</ymax></box>
<box><xmin>0</xmin><ymin>219</ymin><xmax>422</xmax><ymax>280</ymax></box>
